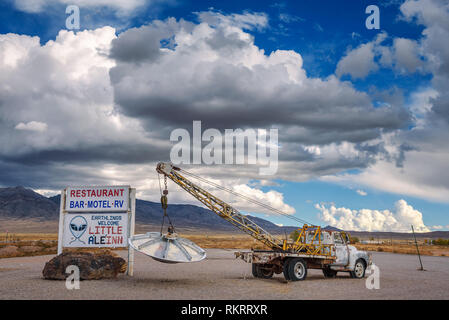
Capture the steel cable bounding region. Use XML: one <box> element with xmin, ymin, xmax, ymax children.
<box><xmin>179</xmin><ymin>169</ymin><xmax>312</xmax><ymax>226</ymax></box>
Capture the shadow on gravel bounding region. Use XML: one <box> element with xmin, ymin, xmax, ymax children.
<box><xmin>227</xmin><ymin>274</ymin><xmax>328</xmax><ymax>283</ymax></box>
<box><xmin>123</xmin><ymin>277</ymin><xmax>211</xmax><ymax>288</ymax></box>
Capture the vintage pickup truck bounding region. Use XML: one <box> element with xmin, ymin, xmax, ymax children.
<box><xmin>235</xmin><ymin>229</ymin><xmax>372</xmax><ymax>281</ymax></box>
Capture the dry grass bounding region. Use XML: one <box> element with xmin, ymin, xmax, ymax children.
<box><xmin>0</xmin><ymin>233</ymin><xmax>127</xmax><ymax>258</ymax></box>
<box><xmin>0</xmin><ymin>232</ymin><xmax>58</xmax><ymax>242</ymax></box>
<box><xmin>182</xmin><ymin>234</ymin><xmax>271</xmax><ymax>250</ymax></box>
<box><xmin>185</xmin><ymin>234</ymin><xmax>449</xmax><ymax>256</ymax></box>
<box><xmin>354</xmin><ymin>243</ymin><xmax>449</xmax><ymax>257</ymax></box>
<box><xmin>0</xmin><ymin>219</ymin><xmax>58</xmax><ymax>233</ymax></box>
<box><xmin>1</xmin><ymin>232</ymin><xmax>448</xmax><ymax>259</ymax></box>
<box><xmin>0</xmin><ymin>239</ymin><xmax>58</xmax><ymax>258</ymax></box>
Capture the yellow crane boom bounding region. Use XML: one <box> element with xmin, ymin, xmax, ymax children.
<box><xmin>156</xmin><ymin>162</ymin><xmax>334</xmax><ymax>257</ymax></box>
<box><xmin>156</xmin><ymin>162</ymin><xmax>285</xmax><ymax>251</ymax></box>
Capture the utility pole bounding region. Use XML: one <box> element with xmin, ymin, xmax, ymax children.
<box><xmin>411</xmin><ymin>225</ymin><xmax>424</xmax><ymax>271</ymax></box>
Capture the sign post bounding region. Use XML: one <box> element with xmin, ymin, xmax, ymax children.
<box><xmin>57</xmin><ymin>185</ymin><xmax>136</xmax><ymax>276</ymax></box>
<box><xmin>127</xmin><ymin>188</ymin><xmax>136</xmax><ymax>276</ymax></box>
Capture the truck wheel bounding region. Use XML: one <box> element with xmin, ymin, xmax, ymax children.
<box><xmin>350</xmin><ymin>259</ymin><xmax>366</xmax><ymax>279</ymax></box>
<box><xmin>252</xmin><ymin>263</ymin><xmax>259</xmax><ymax>278</ymax></box>
<box><xmin>252</xmin><ymin>264</ymin><xmax>274</xmax><ymax>279</ymax></box>
<box><xmin>322</xmin><ymin>268</ymin><xmax>337</xmax><ymax>278</ymax></box>
<box><xmin>282</xmin><ymin>259</ymin><xmax>291</xmax><ymax>281</ymax></box>
<box><xmin>258</xmin><ymin>265</ymin><xmax>274</xmax><ymax>279</ymax></box>
<box><xmin>287</xmin><ymin>258</ymin><xmax>308</xmax><ymax>281</ymax></box>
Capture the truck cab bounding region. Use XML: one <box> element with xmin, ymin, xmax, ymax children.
<box><xmin>323</xmin><ymin>231</ymin><xmax>372</xmax><ymax>279</ymax></box>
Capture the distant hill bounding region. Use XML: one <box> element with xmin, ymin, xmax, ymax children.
<box><xmin>0</xmin><ymin>186</ymin><xmax>59</xmax><ymax>220</ymax></box>
<box><xmin>346</xmin><ymin>230</ymin><xmax>449</xmax><ymax>239</ymax></box>
<box><xmin>1</xmin><ymin>186</ymin><xmax>449</xmax><ymax>239</ymax></box>
<box><xmin>5</xmin><ymin>187</ymin><xmax>286</xmax><ymax>233</ymax></box>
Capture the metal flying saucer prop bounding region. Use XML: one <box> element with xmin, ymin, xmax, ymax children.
<box><xmin>129</xmin><ymin>232</ymin><xmax>206</xmax><ymax>263</ymax></box>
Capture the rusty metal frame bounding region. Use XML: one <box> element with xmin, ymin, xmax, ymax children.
<box><xmin>157</xmin><ymin>163</ymin><xmax>285</xmax><ymax>250</ymax></box>
<box><xmin>235</xmin><ymin>250</ymin><xmax>336</xmax><ymax>266</ymax></box>
<box><xmin>288</xmin><ymin>225</ymin><xmax>334</xmax><ymax>257</ymax></box>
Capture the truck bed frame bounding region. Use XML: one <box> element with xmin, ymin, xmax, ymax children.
<box><xmin>235</xmin><ymin>249</ymin><xmax>336</xmax><ymax>269</ymax></box>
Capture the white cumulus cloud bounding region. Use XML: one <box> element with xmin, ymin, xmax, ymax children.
<box><xmin>326</xmin><ymin>0</ymin><xmax>449</xmax><ymax>206</ymax></box>
<box><xmin>336</xmin><ymin>41</ymin><xmax>379</xmax><ymax>79</ymax></box>
<box><xmin>336</xmin><ymin>31</ymin><xmax>425</xmax><ymax>79</ymax></box>
<box><xmin>12</xmin><ymin>0</ymin><xmax>152</xmax><ymax>15</ymax></box>
<box><xmin>316</xmin><ymin>199</ymin><xmax>430</xmax><ymax>232</ymax></box>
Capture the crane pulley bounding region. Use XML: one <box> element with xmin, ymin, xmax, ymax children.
<box><xmin>159</xmin><ymin>174</ymin><xmax>175</xmax><ymax>235</ymax></box>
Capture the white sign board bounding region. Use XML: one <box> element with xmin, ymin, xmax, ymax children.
<box><xmin>58</xmin><ymin>186</ymin><xmax>136</xmax><ymax>275</ymax></box>
<box><xmin>63</xmin><ymin>213</ymin><xmax>128</xmax><ymax>248</ymax></box>
<box><xmin>65</xmin><ymin>185</ymin><xmax>129</xmax><ymax>212</ymax></box>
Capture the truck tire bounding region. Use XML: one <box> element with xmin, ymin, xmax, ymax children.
<box><xmin>252</xmin><ymin>264</ymin><xmax>274</xmax><ymax>279</ymax></box>
<box><xmin>322</xmin><ymin>267</ymin><xmax>337</xmax><ymax>278</ymax></box>
<box><xmin>282</xmin><ymin>259</ymin><xmax>291</xmax><ymax>281</ymax></box>
<box><xmin>350</xmin><ymin>259</ymin><xmax>366</xmax><ymax>279</ymax></box>
<box><xmin>257</xmin><ymin>265</ymin><xmax>274</xmax><ymax>279</ymax></box>
<box><xmin>287</xmin><ymin>258</ymin><xmax>308</xmax><ymax>281</ymax></box>
<box><xmin>252</xmin><ymin>263</ymin><xmax>259</xmax><ymax>278</ymax></box>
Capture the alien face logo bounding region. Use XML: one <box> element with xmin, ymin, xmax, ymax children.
<box><xmin>69</xmin><ymin>216</ymin><xmax>87</xmax><ymax>244</ymax></box>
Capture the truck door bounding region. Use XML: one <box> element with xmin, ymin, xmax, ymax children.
<box><xmin>333</xmin><ymin>233</ymin><xmax>349</xmax><ymax>265</ymax></box>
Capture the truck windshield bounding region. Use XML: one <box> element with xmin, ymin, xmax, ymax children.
<box><xmin>333</xmin><ymin>233</ymin><xmax>344</xmax><ymax>244</ymax></box>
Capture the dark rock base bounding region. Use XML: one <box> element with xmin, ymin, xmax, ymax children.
<box><xmin>43</xmin><ymin>251</ymin><xmax>127</xmax><ymax>280</ymax></box>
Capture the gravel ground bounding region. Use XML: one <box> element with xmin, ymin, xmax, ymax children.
<box><xmin>0</xmin><ymin>249</ymin><xmax>448</xmax><ymax>300</ymax></box>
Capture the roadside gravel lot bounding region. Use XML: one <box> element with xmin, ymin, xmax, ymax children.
<box><xmin>0</xmin><ymin>249</ymin><xmax>448</xmax><ymax>299</ymax></box>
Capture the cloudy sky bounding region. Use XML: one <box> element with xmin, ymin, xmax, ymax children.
<box><xmin>1</xmin><ymin>0</ymin><xmax>448</xmax><ymax>232</ymax></box>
